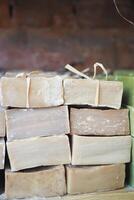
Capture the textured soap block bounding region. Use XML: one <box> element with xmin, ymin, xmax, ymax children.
<box><xmin>66</xmin><ymin>164</ymin><xmax>125</xmax><ymax>194</ymax></box>
<box><xmin>114</xmin><ymin>75</ymin><xmax>134</xmax><ymax>107</ymax></box>
<box><xmin>7</xmin><ymin>135</ymin><xmax>71</xmax><ymax>171</ymax></box>
<box><xmin>72</xmin><ymin>135</ymin><xmax>131</xmax><ymax>165</ymax></box>
<box><xmin>1</xmin><ymin>75</ymin><xmax>63</xmax><ymax>108</ymax></box>
<box><xmin>70</xmin><ymin>108</ymin><xmax>129</xmax><ymax>136</ymax></box>
<box><xmin>0</xmin><ymin>139</ymin><xmax>5</xmax><ymax>169</ymax></box>
<box><xmin>5</xmin><ymin>165</ymin><xmax>66</xmax><ymax>199</ymax></box>
<box><xmin>6</xmin><ymin>106</ymin><xmax>70</xmax><ymax>141</ymax></box>
<box><xmin>63</xmin><ymin>79</ymin><xmax>123</xmax><ymax>109</ymax></box>
<box><xmin>0</xmin><ymin>110</ymin><xmax>5</xmax><ymax>137</ymax></box>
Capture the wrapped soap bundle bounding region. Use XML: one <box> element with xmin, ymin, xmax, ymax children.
<box><xmin>64</xmin><ymin>63</ymin><xmax>131</xmax><ymax>195</ymax></box>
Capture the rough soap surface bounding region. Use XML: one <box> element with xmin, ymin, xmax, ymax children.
<box><xmin>6</xmin><ymin>106</ymin><xmax>70</xmax><ymax>141</ymax></box>
<box><xmin>72</xmin><ymin>135</ymin><xmax>131</xmax><ymax>165</ymax></box>
<box><xmin>66</xmin><ymin>164</ymin><xmax>125</xmax><ymax>194</ymax></box>
<box><xmin>70</xmin><ymin>108</ymin><xmax>129</xmax><ymax>136</ymax></box>
<box><xmin>5</xmin><ymin>165</ymin><xmax>66</xmax><ymax>199</ymax></box>
<box><xmin>7</xmin><ymin>135</ymin><xmax>71</xmax><ymax>171</ymax></box>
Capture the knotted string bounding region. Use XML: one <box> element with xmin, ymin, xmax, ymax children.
<box><xmin>65</xmin><ymin>63</ymin><xmax>108</xmax><ymax>106</ymax></box>
<box><xmin>16</xmin><ymin>71</ymin><xmax>41</xmax><ymax>108</ymax></box>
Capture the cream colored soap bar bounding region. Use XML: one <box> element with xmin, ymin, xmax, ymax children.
<box><xmin>72</xmin><ymin>135</ymin><xmax>131</xmax><ymax>165</ymax></box>
<box><xmin>0</xmin><ymin>110</ymin><xmax>5</xmax><ymax>137</ymax></box>
<box><xmin>0</xmin><ymin>139</ymin><xmax>5</xmax><ymax>169</ymax></box>
<box><xmin>7</xmin><ymin>135</ymin><xmax>71</xmax><ymax>171</ymax></box>
<box><xmin>66</xmin><ymin>164</ymin><xmax>125</xmax><ymax>194</ymax></box>
<box><xmin>6</xmin><ymin>106</ymin><xmax>70</xmax><ymax>141</ymax></box>
<box><xmin>1</xmin><ymin>75</ymin><xmax>63</xmax><ymax>108</ymax></box>
<box><xmin>5</xmin><ymin>165</ymin><xmax>66</xmax><ymax>199</ymax></box>
<box><xmin>64</xmin><ymin>79</ymin><xmax>123</xmax><ymax>109</ymax></box>
<box><xmin>70</xmin><ymin>108</ymin><xmax>129</xmax><ymax>136</ymax></box>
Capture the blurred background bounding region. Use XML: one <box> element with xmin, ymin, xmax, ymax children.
<box><xmin>0</xmin><ymin>0</ymin><xmax>134</xmax><ymax>72</ymax></box>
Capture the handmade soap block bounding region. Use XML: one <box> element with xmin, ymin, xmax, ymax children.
<box><xmin>5</xmin><ymin>165</ymin><xmax>66</xmax><ymax>199</ymax></box>
<box><xmin>63</xmin><ymin>78</ymin><xmax>123</xmax><ymax>109</ymax></box>
<box><xmin>70</xmin><ymin>108</ymin><xmax>129</xmax><ymax>136</ymax></box>
<box><xmin>7</xmin><ymin>135</ymin><xmax>71</xmax><ymax>171</ymax></box>
<box><xmin>127</xmin><ymin>106</ymin><xmax>134</xmax><ymax>137</ymax></box>
<box><xmin>114</xmin><ymin>75</ymin><xmax>134</xmax><ymax>106</ymax></box>
<box><xmin>66</xmin><ymin>164</ymin><xmax>125</xmax><ymax>194</ymax></box>
<box><xmin>0</xmin><ymin>110</ymin><xmax>5</xmax><ymax>137</ymax></box>
<box><xmin>6</xmin><ymin>106</ymin><xmax>70</xmax><ymax>141</ymax></box>
<box><xmin>1</xmin><ymin>75</ymin><xmax>63</xmax><ymax>108</ymax></box>
<box><xmin>72</xmin><ymin>135</ymin><xmax>131</xmax><ymax>165</ymax></box>
<box><xmin>0</xmin><ymin>139</ymin><xmax>5</xmax><ymax>169</ymax></box>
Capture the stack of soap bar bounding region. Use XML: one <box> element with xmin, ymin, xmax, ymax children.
<box><xmin>5</xmin><ymin>105</ymin><xmax>71</xmax><ymax>198</ymax></box>
<box><xmin>5</xmin><ymin>165</ymin><xmax>66</xmax><ymax>199</ymax></box>
<box><xmin>1</xmin><ymin>75</ymin><xmax>63</xmax><ymax>107</ymax></box>
<box><xmin>63</xmin><ymin>78</ymin><xmax>123</xmax><ymax>109</ymax></box>
<box><xmin>68</xmin><ymin>106</ymin><xmax>131</xmax><ymax>194</ymax></box>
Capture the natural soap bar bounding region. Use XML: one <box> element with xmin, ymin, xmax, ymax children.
<box><xmin>0</xmin><ymin>110</ymin><xmax>5</xmax><ymax>137</ymax></box>
<box><xmin>6</xmin><ymin>106</ymin><xmax>70</xmax><ymax>141</ymax></box>
<box><xmin>66</xmin><ymin>164</ymin><xmax>125</xmax><ymax>194</ymax></box>
<box><xmin>64</xmin><ymin>78</ymin><xmax>123</xmax><ymax>109</ymax></box>
<box><xmin>0</xmin><ymin>139</ymin><xmax>5</xmax><ymax>169</ymax></box>
<box><xmin>7</xmin><ymin>135</ymin><xmax>71</xmax><ymax>171</ymax></box>
<box><xmin>72</xmin><ymin>135</ymin><xmax>131</xmax><ymax>165</ymax></box>
<box><xmin>1</xmin><ymin>75</ymin><xmax>63</xmax><ymax>108</ymax></box>
<box><xmin>5</xmin><ymin>165</ymin><xmax>66</xmax><ymax>199</ymax></box>
<box><xmin>70</xmin><ymin>108</ymin><xmax>129</xmax><ymax>136</ymax></box>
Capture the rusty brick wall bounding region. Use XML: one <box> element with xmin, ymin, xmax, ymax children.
<box><xmin>0</xmin><ymin>0</ymin><xmax>133</xmax><ymax>71</ymax></box>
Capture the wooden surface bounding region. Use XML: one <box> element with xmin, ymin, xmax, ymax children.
<box><xmin>7</xmin><ymin>135</ymin><xmax>71</xmax><ymax>171</ymax></box>
<box><xmin>64</xmin><ymin>79</ymin><xmax>123</xmax><ymax>109</ymax></box>
<box><xmin>70</xmin><ymin>108</ymin><xmax>129</xmax><ymax>136</ymax></box>
<box><xmin>1</xmin><ymin>188</ymin><xmax>134</xmax><ymax>200</ymax></box>
<box><xmin>66</xmin><ymin>164</ymin><xmax>125</xmax><ymax>194</ymax></box>
<box><xmin>6</xmin><ymin>106</ymin><xmax>70</xmax><ymax>141</ymax></box>
<box><xmin>5</xmin><ymin>165</ymin><xmax>66</xmax><ymax>199</ymax></box>
<box><xmin>72</xmin><ymin>135</ymin><xmax>131</xmax><ymax>165</ymax></box>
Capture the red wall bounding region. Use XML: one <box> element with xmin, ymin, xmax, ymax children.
<box><xmin>0</xmin><ymin>0</ymin><xmax>134</xmax><ymax>71</ymax></box>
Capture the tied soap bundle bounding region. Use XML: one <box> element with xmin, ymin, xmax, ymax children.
<box><xmin>64</xmin><ymin>63</ymin><xmax>123</xmax><ymax>109</ymax></box>
<box><xmin>0</xmin><ymin>71</ymin><xmax>63</xmax><ymax>108</ymax></box>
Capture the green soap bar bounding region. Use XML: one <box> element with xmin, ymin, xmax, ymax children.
<box><xmin>127</xmin><ymin>106</ymin><xmax>134</xmax><ymax>137</ymax></box>
<box><xmin>114</xmin><ymin>70</ymin><xmax>134</xmax><ymax>76</ymax></box>
<box><xmin>127</xmin><ymin>162</ymin><xmax>134</xmax><ymax>187</ymax></box>
<box><xmin>114</xmin><ymin>75</ymin><xmax>134</xmax><ymax>106</ymax></box>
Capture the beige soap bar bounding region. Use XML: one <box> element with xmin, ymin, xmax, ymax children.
<box><xmin>0</xmin><ymin>139</ymin><xmax>5</xmax><ymax>169</ymax></box>
<box><xmin>70</xmin><ymin>108</ymin><xmax>129</xmax><ymax>136</ymax></box>
<box><xmin>6</xmin><ymin>106</ymin><xmax>70</xmax><ymax>141</ymax></box>
<box><xmin>0</xmin><ymin>110</ymin><xmax>5</xmax><ymax>137</ymax></box>
<box><xmin>66</xmin><ymin>164</ymin><xmax>125</xmax><ymax>194</ymax></box>
<box><xmin>5</xmin><ymin>165</ymin><xmax>66</xmax><ymax>199</ymax></box>
<box><xmin>7</xmin><ymin>135</ymin><xmax>71</xmax><ymax>171</ymax></box>
<box><xmin>72</xmin><ymin>135</ymin><xmax>131</xmax><ymax>165</ymax></box>
<box><xmin>1</xmin><ymin>75</ymin><xmax>63</xmax><ymax>108</ymax></box>
<box><xmin>64</xmin><ymin>79</ymin><xmax>123</xmax><ymax>109</ymax></box>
